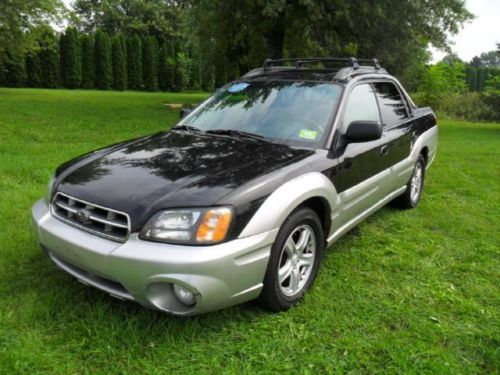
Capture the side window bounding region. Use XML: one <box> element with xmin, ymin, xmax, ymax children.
<box><xmin>342</xmin><ymin>84</ymin><xmax>380</xmax><ymax>130</ymax></box>
<box><xmin>373</xmin><ymin>82</ymin><xmax>408</xmax><ymax>127</ymax></box>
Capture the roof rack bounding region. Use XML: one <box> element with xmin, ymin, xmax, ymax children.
<box><xmin>241</xmin><ymin>57</ymin><xmax>386</xmax><ymax>81</ymax></box>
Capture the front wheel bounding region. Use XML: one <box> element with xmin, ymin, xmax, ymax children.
<box><xmin>392</xmin><ymin>155</ymin><xmax>426</xmax><ymax>209</ymax></box>
<box><xmin>258</xmin><ymin>207</ymin><xmax>324</xmax><ymax>312</ymax></box>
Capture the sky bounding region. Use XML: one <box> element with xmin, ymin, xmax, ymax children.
<box><xmin>62</xmin><ymin>0</ymin><xmax>499</xmax><ymax>63</ymax></box>
<box><xmin>430</xmin><ymin>0</ymin><xmax>500</xmax><ymax>62</ymax></box>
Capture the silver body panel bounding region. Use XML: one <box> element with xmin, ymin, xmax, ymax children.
<box><xmin>32</xmin><ymin>199</ymin><xmax>276</xmax><ymax>315</ymax></box>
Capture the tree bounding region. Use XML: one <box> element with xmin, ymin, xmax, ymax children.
<box><xmin>60</xmin><ymin>27</ymin><xmax>82</xmax><ymax>88</ymax></box>
<box><xmin>186</xmin><ymin>0</ymin><xmax>473</xmax><ymax>88</ymax></box>
<box><xmin>26</xmin><ymin>53</ymin><xmax>43</xmax><ymax>87</ymax></box>
<box><xmin>2</xmin><ymin>51</ymin><xmax>27</xmax><ymax>87</ymax></box>
<box><xmin>127</xmin><ymin>35</ymin><xmax>142</xmax><ymax>90</ymax></box>
<box><xmin>81</xmin><ymin>34</ymin><xmax>95</xmax><ymax>88</ymax></box>
<box><xmin>142</xmin><ymin>36</ymin><xmax>159</xmax><ymax>91</ymax></box>
<box><xmin>158</xmin><ymin>42</ymin><xmax>174</xmax><ymax>91</ymax></box>
<box><xmin>112</xmin><ymin>34</ymin><xmax>127</xmax><ymax>90</ymax></box>
<box><xmin>468</xmin><ymin>50</ymin><xmax>500</xmax><ymax>68</ymax></box>
<box><xmin>36</xmin><ymin>27</ymin><xmax>60</xmax><ymax>88</ymax></box>
<box><xmin>72</xmin><ymin>0</ymin><xmax>181</xmax><ymax>39</ymax></box>
<box><xmin>0</xmin><ymin>0</ymin><xmax>65</xmax><ymax>60</ymax></box>
<box><xmin>94</xmin><ymin>30</ymin><xmax>113</xmax><ymax>90</ymax></box>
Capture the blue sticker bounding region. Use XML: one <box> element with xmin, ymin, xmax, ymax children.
<box><xmin>228</xmin><ymin>82</ymin><xmax>250</xmax><ymax>93</ymax></box>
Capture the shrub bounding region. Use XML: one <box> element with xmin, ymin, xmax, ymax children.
<box><xmin>417</xmin><ymin>61</ymin><xmax>467</xmax><ymax>109</ymax></box>
<box><xmin>60</xmin><ymin>27</ymin><xmax>82</xmax><ymax>88</ymax></box>
<box><xmin>26</xmin><ymin>53</ymin><xmax>43</xmax><ymax>87</ymax></box>
<box><xmin>127</xmin><ymin>35</ymin><xmax>142</xmax><ymax>90</ymax></box>
<box><xmin>434</xmin><ymin>92</ymin><xmax>500</xmax><ymax>122</ymax></box>
<box><xmin>159</xmin><ymin>42</ymin><xmax>174</xmax><ymax>91</ymax></box>
<box><xmin>142</xmin><ymin>36</ymin><xmax>159</xmax><ymax>91</ymax></box>
<box><xmin>81</xmin><ymin>34</ymin><xmax>95</xmax><ymax>89</ymax></box>
<box><xmin>112</xmin><ymin>34</ymin><xmax>127</xmax><ymax>91</ymax></box>
<box><xmin>94</xmin><ymin>30</ymin><xmax>113</xmax><ymax>90</ymax></box>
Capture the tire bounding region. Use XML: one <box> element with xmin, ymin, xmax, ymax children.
<box><xmin>392</xmin><ymin>155</ymin><xmax>426</xmax><ymax>209</ymax></box>
<box><xmin>258</xmin><ymin>206</ymin><xmax>324</xmax><ymax>312</ymax></box>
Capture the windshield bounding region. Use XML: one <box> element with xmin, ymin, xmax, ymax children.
<box><xmin>180</xmin><ymin>81</ymin><xmax>342</xmax><ymax>147</ymax></box>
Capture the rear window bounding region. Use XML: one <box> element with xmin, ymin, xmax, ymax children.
<box><xmin>373</xmin><ymin>82</ymin><xmax>408</xmax><ymax>127</ymax></box>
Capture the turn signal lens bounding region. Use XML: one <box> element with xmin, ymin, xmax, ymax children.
<box><xmin>196</xmin><ymin>208</ymin><xmax>232</xmax><ymax>243</ymax></box>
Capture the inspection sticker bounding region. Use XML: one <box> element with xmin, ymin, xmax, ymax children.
<box><xmin>299</xmin><ymin>129</ymin><xmax>318</xmax><ymax>140</ymax></box>
<box><xmin>228</xmin><ymin>82</ymin><xmax>250</xmax><ymax>93</ymax></box>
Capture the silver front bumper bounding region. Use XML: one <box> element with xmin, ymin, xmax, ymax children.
<box><xmin>31</xmin><ymin>199</ymin><xmax>277</xmax><ymax>315</ymax></box>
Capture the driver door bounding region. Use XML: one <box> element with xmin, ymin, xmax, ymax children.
<box><xmin>331</xmin><ymin>83</ymin><xmax>391</xmax><ymax>224</ymax></box>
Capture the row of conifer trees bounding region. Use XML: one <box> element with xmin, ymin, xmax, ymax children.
<box><xmin>2</xmin><ymin>27</ymin><xmax>216</xmax><ymax>92</ymax></box>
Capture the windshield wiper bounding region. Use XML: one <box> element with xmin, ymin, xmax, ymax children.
<box><xmin>172</xmin><ymin>125</ymin><xmax>204</xmax><ymax>134</ymax></box>
<box><xmin>205</xmin><ymin>129</ymin><xmax>273</xmax><ymax>144</ymax></box>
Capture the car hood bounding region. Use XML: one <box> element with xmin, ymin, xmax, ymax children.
<box><xmin>56</xmin><ymin>130</ymin><xmax>313</xmax><ymax>230</ymax></box>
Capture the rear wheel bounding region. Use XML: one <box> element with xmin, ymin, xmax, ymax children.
<box><xmin>393</xmin><ymin>155</ymin><xmax>426</xmax><ymax>209</ymax></box>
<box><xmin>258</xmin><ymin>207</ymin><xmax>324</xmax><ymax>312</ymax></box>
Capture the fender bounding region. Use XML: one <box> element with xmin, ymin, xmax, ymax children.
<box><xmin>391</xmin><ymin>125</ymin><xmax>438</xmax><ymax>187</ymax></box>
<box><xmin>238</xmin><ymin>172</ymin><xmax>340</xmax><ymax>238</ymax></box>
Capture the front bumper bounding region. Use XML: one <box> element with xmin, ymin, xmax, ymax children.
<box><xmin>31</xmin><ymin>199</ymin><xmax>277</xmax><ymax>315</ymax></box>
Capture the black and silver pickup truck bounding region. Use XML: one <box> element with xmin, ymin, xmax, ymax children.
<box><xmin>32</xmin><ymin>57</ymin><xmax>437</xmax><ymax>315</ymax></box>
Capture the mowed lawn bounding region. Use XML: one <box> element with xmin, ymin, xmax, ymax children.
<box><xmin>0</xmin><ymin>88</ymin><xmax>499</xmax><ymax>374</ymax></box>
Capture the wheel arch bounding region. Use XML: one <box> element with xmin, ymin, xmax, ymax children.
<box><xmin>238</xmin><ymin>172</ymin><xmax>338</xmax><ymax>239</ymax></box>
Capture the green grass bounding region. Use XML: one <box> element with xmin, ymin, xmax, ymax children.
<box><xmin>0</xmin><ymin>88</ymin><xmax>499</xmax><ymax>374</ymax></box>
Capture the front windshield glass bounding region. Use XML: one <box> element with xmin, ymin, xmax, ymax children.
<box><xmin>180</xmin><ymin>81</ymin><xmax>342</xmax><ymax>147</ymax></box>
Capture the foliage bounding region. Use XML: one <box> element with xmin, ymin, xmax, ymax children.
<box><xmin>142</xmin><ymin>36</ymin><xmax>159</xmax><ymax>91</ymax></box>
<box><xmin>1</xmin><ymin>51</ymin><xmax>27</xmax><ymax>87</ymax></box>
<box><xmin>80</xmin><ymin>34</ymin><xmax>95</xmax><ymax>89</ymax></box>
<box><xmin>112</xmin><ymin>35</ymin><xmax>127</xmax><ymax>91</ymax></box>
<box><xmin>173</xmin><ymin>52</ymin><xmax>192</xmax><ymax>92</ymax></box>
<box><xmin>60</xmin><ymin>27</ymin><xmax>82</xmax><ymax>88</ymax></box>
<box><xmin>0</xmin><ymin>0</ymin><xmax>65</xmax><ymax>59</ymax></box>
<box><xmin>26</xmin><ymin>54</ymin><xmax>43</xmax><ymax>87</ymax></box>
<box><xmin>185</xmin><ymin>0</ymin><xmax>473</xmax><ymax>89</ymax></box>
<box><xmin>469</xmin><ymin>49</ymin><xmax>500</xmax><ymax>68</ymax></box>
<box><xmin>72</xmin><ymin>0</ymin><xmax>181</xmax><ymax>39</ymax></box>
<box><xmin>0</xmin><ymin>88</ymin><xmax>499</xmax><ymax>374</ymax></box>
<box><xmin>127</xmin><ymin>35</ymin><xmax>142</xmax><ymax>90</ymax></box>
<box><xmin>415</xmin><ymin>61</ymin><xmax>466</xmax><ymax>109</ymax></box>
<box><xmin>158</xmin><ymin>42</ymin><xmax>174</xmax><ymax>91</ymax></box>
<box><xmin>94</xmin><ymin>30</ymin><xmax>113</xmax><ymax>90</ymax></box>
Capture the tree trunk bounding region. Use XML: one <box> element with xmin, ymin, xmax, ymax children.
<box><xmin>264</xmin><ymin>29</ymin><xmax>285</xmax><ymax>59</ymax></box>
<box><xmin>263</xmin><ymin>11</ymin><xmax>286</xmax><ymax>60</ymax></box>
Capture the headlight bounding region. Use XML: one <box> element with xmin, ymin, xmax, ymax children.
<box><xmin>44</xmin><ymin>174</ymin><xmax>56</xmax><ymax>204</ymax></box>
<box><xmin>140</xmin><ymin>207</ymin><xmax>233</xmax><ymax>245</ymax></box>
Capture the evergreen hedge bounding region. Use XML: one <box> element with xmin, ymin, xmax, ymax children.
<box><xmin>94</xmin><ymin>30</ymin><xmax>113</xmax><ymax>90</ymax></box>
<box><xmin>112</xmin><ymin>34</ymin><xmax>127</xmax><ymax>91</ymax></box>
<box><xmin>127</xmin><ymin>35</ymin><xmax>142</xmax><ymax>90</ymax></box>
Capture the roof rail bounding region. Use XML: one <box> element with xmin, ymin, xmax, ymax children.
<box><xmin>262</xmin><ymin>57</ymin><xmax>382</xmax><ymax>71</ymax></box>
<box><xmin>241</xmin><ymin>57</ymin><xmax>387</xmax><ymax>81</ymax></box>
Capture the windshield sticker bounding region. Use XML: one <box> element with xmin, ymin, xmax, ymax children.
<box><xmin>299</xmin><ymin>129</ymin><xmax>318</xmax><ymax>140</ymax></box>
<box><xmin>228</xmin><ymin>82</ymin><xmax>250</xmax><ymax>93</ymax></box>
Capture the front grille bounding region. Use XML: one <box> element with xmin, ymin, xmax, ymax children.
<box><xmin>52</xmin><ymin>192</ymin><xmax>131</xmax><ymax>242</ymax></box>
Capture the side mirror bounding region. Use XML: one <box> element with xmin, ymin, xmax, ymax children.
<box><xmin>179</xmin><ymin>108</ymin><xmax>192</xmax><ymax>119</ymax></box>
<box><xmin>345</xmin><ymin>121</ymin><xmax>382</xmax><ymax>143</ymax></box>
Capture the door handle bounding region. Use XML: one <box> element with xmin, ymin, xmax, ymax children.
<box><xmin>380</xmin><ymin>145</ymin><xmax>389</xmax><ymax>155</ymax></box>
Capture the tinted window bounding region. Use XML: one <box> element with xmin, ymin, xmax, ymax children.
<box><xmin>182</xmin><ymin>81</ymin><xmax>342</xmax><ymax>147</ymax></box>
<box><xmin>343</xmin><ymin>84</ymin><xmax>380</xmax><ymax>129</ymax></box>
<box><xmin>373</xmin><ymin>82</ymin><xmax>408</xmax><ymax>126</ymax></box>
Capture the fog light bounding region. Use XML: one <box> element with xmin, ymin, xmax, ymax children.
<box><xmin>173</xmin><ymin>284</ymin><xmax>196</xmax><ymax>306</ymax></box>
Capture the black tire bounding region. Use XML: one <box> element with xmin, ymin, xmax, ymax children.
<box><xmin>258</xmin><ymin>206</ymin><xmax>324</xmax><ymax>312</ymax></box>
<box><xmin>392</xmin><ymin>155</ymin><xmax>426</xmax><ymax>209</ymax></box>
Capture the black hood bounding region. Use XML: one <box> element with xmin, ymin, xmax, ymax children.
<box><xmin>56</xmin><ymin>130</ymin><xmax>313</xmax><ymax>230</ymax></box>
